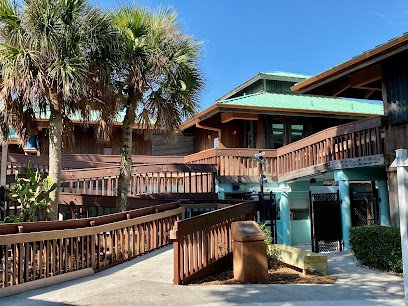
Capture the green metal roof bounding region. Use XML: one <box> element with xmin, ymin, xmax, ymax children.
<box><xmin>261</xmin><ymin>71</ymin><xmax>311</xmax><ymax>80</ymax></box>
<box><xmin>217</xmin><ymin>92</ymin><xmax>384</xmax><ymax>115</ymax></box>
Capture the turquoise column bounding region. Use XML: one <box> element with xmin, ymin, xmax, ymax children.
<box><xmin>216</xmin><ymin>182</ymin><xmax>225</xmax><ymax>200</ymax></box>
<box><xmin>280</xmin><ymin>192</ymin><xmax>291</xmax><ymax>246</ymax></box>
<box><xmin>378</xmin><ymin>180</ymin><xmax>390</xmax><ymax>226</ymax></box>
<box><xmin>338</xmin><ymin>179</ymin><xmax>351</xmax><ymax>251</ymax></box>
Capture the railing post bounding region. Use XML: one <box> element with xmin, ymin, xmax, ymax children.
<box><xmin>173</xmin><ymin>239</ymin><xmax>181</xmax><ymax>285</ymax></box>
<box><xmin>170</xmin><ymin>225</ymin><xmax>182</xmax><ymax>285</ymax></box>
<box><xmin>90</xmin><ymin>221</ymin><xmax>96</xmax><ymax>270</ymax></box>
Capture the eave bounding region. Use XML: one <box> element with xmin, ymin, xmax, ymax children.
<box><xmin>291</xmin><ymin>33</ymin><xmax>408</xmax><ymax>98</ymax></box>
<box><xmin>181</xmin><ymin>103</ymin><xmax>379</xmax><ymax>131</ymax></box>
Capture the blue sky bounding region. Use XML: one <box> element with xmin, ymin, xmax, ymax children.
<box><xmin>95</xmin><ymin>0</ymin><xmax>408</xmax><ymax>110</ymax></box>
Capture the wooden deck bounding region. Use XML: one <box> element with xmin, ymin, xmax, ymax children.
<box><xmin>186</xmin><ymin>116</ymin><xmax>387</xmax><ymax>181</ymax></box>
<box><xmin>1</xmin><ymin>116</ymin><xmax>387</xmax><ymax>184</ymax></box>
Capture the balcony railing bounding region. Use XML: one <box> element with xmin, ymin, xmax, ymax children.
<box><xmin>185</xmin><ymin>116</ymin><xmax>387</xmax><ymax>178</ymax></box>
<box><xmin>1</xmin><ymin>116</ymin><xmax>387</xmax><ymax>182</ymax></box>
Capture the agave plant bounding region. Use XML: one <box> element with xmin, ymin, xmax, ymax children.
<box><xmin>9</xmin><ymin>167</ymin><xmax>56</xmax><ymax>222</ymax></box>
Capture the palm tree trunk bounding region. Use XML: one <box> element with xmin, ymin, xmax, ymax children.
<box><xmin>1</xmin><ymin>137</ymin><xmax>7</xmax><ymax>187</ymax></box>
<box><xmin>116</xmin><ymin>98</ymin><xmax>136</xmax><ymax>212</ymax></box>
<box><xmin>48</xmin><ymin>91</ymin><xmax>63</xmax><ymax>220</ymax></box>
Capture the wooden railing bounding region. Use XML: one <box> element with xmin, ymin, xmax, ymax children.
<box><xmin>0</xmin><ymin>202</ymin><xmax>184</xmax><ymax>289</ymax></box>
<box><xmin>1</xmin><ymin>116</ymin><xmax>387</xmax><ymax>183</ymax></box>
<box><xmin>5</xmin><ymin>154</ymin><xmax>116</xmax><ymax>175</ymax></box>
<box><xmin>185</xmin><ymin>116</ymin><xmax>387</xmax><ymax>178</ymax></box>
<box><xmin>57</xmin><ymin>194</ymin><xmax>220</xmax><ymax>220</ymax></box>
<box><xmin>276</xmin><ymin>116</ymin><xmax>386</xmax><ymax>175</ymax></box>
<box><xmin>60</xmin><ymin>163</ymin><xmax>216</xmax><ymax>196</ymax></box>
<box><xmin>170</xmin><ymin>201</ymin><xmax>257</xmax><ymax>284</ymax></box>
<box><xmin>185</xmin><ymin>148</ymin><xmax>277</xmax><ymax>177</ymax></box>
<box><xmin>3</xmin><ymin>154</ymin><xmax>185</xmax><ymax>176</ymax></box>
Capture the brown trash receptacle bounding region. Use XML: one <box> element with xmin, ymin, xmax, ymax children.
<box><xmin>232</xmin><ymin>221</ymin><xmax>268</xmax><ymax>283</ymax></box>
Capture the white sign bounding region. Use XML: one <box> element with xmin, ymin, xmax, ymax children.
<box><xmin>253</xmin><ymin>151</ymin><xmax>265</xmax><ymax>158</ymax></box>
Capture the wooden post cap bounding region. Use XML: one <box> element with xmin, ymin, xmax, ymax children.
<box><xmin>231</xmin><ymin>221</ymin><xmax>265</xmax><ymax>242</ymax></box>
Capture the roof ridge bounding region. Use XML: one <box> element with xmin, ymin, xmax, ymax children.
<box><xmin>261</xmin><ymin>71</ymin><xmax>311</xmax><ymax>79</ymax></box>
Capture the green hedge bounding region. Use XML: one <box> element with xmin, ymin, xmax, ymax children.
<box><xmin>349</xmin><ymin>226</ymin><xmax>402</xmax><ymax>273</ymax></box>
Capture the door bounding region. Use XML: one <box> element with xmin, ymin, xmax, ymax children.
<box><xmin>309</xmin><ymin>191</ymin><xmax>343</xmax><ymax>253</ymax></box>
<box><xmin>351</xmin><ymin>190</ymin><xmax>379</xmax><ymax>226</ymax></box>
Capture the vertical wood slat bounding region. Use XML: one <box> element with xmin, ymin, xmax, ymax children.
<box><xmin>0</xmin><ymin>205</ymin><xmax>181</xmax><ymax>289</ymax></box>
<box><xmin>171</xmin><ymin>202</ymin><xmax>256</xmax><ymax>284</ymax></box>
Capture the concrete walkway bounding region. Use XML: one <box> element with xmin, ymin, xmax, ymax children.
<box><xmin>0</xmin><ymin>246</ymin><xmax>404</xmax><ymax>305</ymax></box>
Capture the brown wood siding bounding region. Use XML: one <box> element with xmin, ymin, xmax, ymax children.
<box><xmin>220</xmin><ymin>121</ymin><xmax>244</xmax><ymax>148</ymax></box>
<box><xmin>256</xmin><ymin>117</ymin><xmax>266</xmax><ymax>148</ymax></box>
<box><xmin>70</xmin><ymin>127</ymin><xmax>105</xmax><ymax>154</ymax></box>
<box><xmin>110</xmin><ymin>128</ymin><xmax>151</xmax><ymax>155</ymax></box>
<box><xmin>45</xmin><ymin>126</ymin><xmax>152</xmax><ymax>155</ymax></box>
<box><xmin>194</xmin><ymin>128</ymin><xmax>217</xmax><ymax>152</ymax></box>
<box><xmin>151</xmin><ymin>135</ymin><xmax>194</xmax><ymax>156</ymax></box>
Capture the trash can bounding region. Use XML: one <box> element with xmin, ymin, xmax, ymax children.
<box><xmin>232</xmin><ymin>221</ymin><xmax>268</xmax><ymax>283</ymax></box>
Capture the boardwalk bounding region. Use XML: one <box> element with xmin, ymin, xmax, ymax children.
<box><xmin>0</xmin><ymin>246</ymin><xmax>404</xmax><ymax>306</ymax></box>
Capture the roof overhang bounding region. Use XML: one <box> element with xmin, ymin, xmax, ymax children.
<box><xmin>181</xmin><ymin>103</ymin><xmax>378</xmax><ymax>130</ymax></box>
<box><xmin>291</xmin><ymin>33</ymin><xmax>408</xmax><ymax>100</ymax></box>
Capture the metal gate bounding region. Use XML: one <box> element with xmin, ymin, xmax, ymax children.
<box><xmin>259</xmin><ymin>192</ymin><xmax>277</xmax><ymax>244</ymax></box>
<box><xmin>351</xmin><ymin>191</ymin><xmax>379</xmax><ymax>226</ymax></box>
<box><xmin>309</xmin><ymin>191</ymin><xmax>343</xmax><ymax>253</ymax></box>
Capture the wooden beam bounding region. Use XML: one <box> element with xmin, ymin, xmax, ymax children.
<box><xmin>354</xmin><ymin>86</ymin><xmax>382</xmax><ymax>91</ymax></box>
<box><xmin>221</xmin><ymin>112</ymin><xmax>258</xmax><ymax>124</ymax></box>
<box><xmin>349</xmin><ymin>64</ymin><xmax>382</xmax><ymax>88</ymax></box>
<box><xmin>195</xmin><ymin>122</ymin><xmax>223</xmax><ymax>148</ymax></box>
<box><xmin>364</xmin><ymin>89</ymin><xmax>377</xmax><ymax>99</ymax></box>
<box><xmin>332</xmin><ymin>80</ymin><xmax>351</xmax><ymax>97</ymax></box>
<box><xmin>291</xmin><ymin>34</ymin><xmax>408</xmax><ymax>94</ymax></box>
<box><xmin>277</xmin><ymin>154</ymin><xmax>385</xmax><ymax>182</ymax></box>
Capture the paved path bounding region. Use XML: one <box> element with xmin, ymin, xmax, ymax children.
<box><xmin>0</xmin><ymin>246</ymin><xmax>404</xmax><ymax>305</ymax></box>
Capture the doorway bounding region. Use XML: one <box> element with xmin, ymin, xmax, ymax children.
<box><xmin>309</xmin><ymin>191</ymin><xmax>343</xmax><ymax>253</ymax></box>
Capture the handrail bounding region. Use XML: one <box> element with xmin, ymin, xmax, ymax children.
<box><xmin>0</xmin><ymin>203</ymin><xmax>185</xmax><ymax>289</ymax></box>
<box><xmin>184</xmin><ymin>115</ymin><xmax>387</xmax><ymax>178</ymax></box>
<box><xmin>1</xmin><ymin>116</ymin><xmax>387</xmax><ymax>181</ymax></box>
<box><xmin>171</xmin><ymin>201</ymin><xmax>257</xmax><ymax>284</ymax></box>
<box><xmin>277</xmin><ymin>116</ymin><xmax>385</xmax><ymax>155</ymax></box>
<box><xmin>0</xmin><ymin>201</ymin><xmax>181</xmax><ymax>235</ymax></box>
<box><xmin>59</xmin><ymin>163</ymin><xmax>216</xmax><ymax>196</ymax></box>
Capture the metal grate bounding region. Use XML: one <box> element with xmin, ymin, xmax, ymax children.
<box><xmin>311</xmin><ymin>193</ymin><xmax>338</xmax><ymax>202</ymax></box>
<box><xmin>318</xmin><ymin>240</ymin><xmax>342</xmax><ymax>253</ymax></box>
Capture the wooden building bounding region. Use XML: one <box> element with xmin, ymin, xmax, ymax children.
<box><xmin>182</xmin><ymin>71</ymin><xmax>382</xmax><ymax>152</ymax></box>
<box><xmin>179</xmin><ymin>71</ymin><xmax>385</xmax><ymax>252</ymax></box>
<box><xmin>292</xmin><ymin>33</ymin><xmax>408</xmax><ymax>230</ymax></box>
<box><xmin>2</xmin><ymin>116</ymin><xmax>194</xmax><ymax>156</ymax></box>
<box><xmin>2</xmin><ymin>70</ymin><xmax>388</xmax><ymax>252</ymax></box>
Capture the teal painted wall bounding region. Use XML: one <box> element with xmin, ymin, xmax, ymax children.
<box><xmin>291</xmin><ymin>220</ymin><xmax>311</xmax><ymax>245</ymax></box>
<box><xmin>276</xmin><ymin>220</ymin><xmax>311</xmax><ymax>245</ymax></box>
<box><xmin>277</xmin><ymin>220</ymin><xmax>283</xmax><ymax>244</ymax></box>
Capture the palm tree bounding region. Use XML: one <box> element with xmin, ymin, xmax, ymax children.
<box><xmin>113</xmin><ymin>7</ymin><xmax>204</xmax><ymax>211</ymax></box>
<box><xmin>0</xmin><ymin>0</ymin><xmax>118</xmax><ymax>220</ymax></box>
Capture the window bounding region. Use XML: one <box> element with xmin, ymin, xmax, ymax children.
<box><xmin>272</xmin><ymin>123</ymin><xmax>284</xmax><ymax>148</ymax></box>
<box><xmin>290</xmin><ymin>124</ymin><xmax>304</xmax><ymax>143</ymax></box>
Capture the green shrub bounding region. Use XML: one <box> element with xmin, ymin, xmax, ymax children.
<box><xmin>4</xmin><ymin>215</ymin><xmax>23</xmax><ymax>223</ymax></box>
<box><xmin>9</xmin><ymin>166</ymin><xmax>56</xmax><ymax>222</ymax></box>
<box><xmin>349</xmin><ymin>226</ymin><xmax>402</xmax><ymax>273</ymax></box>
